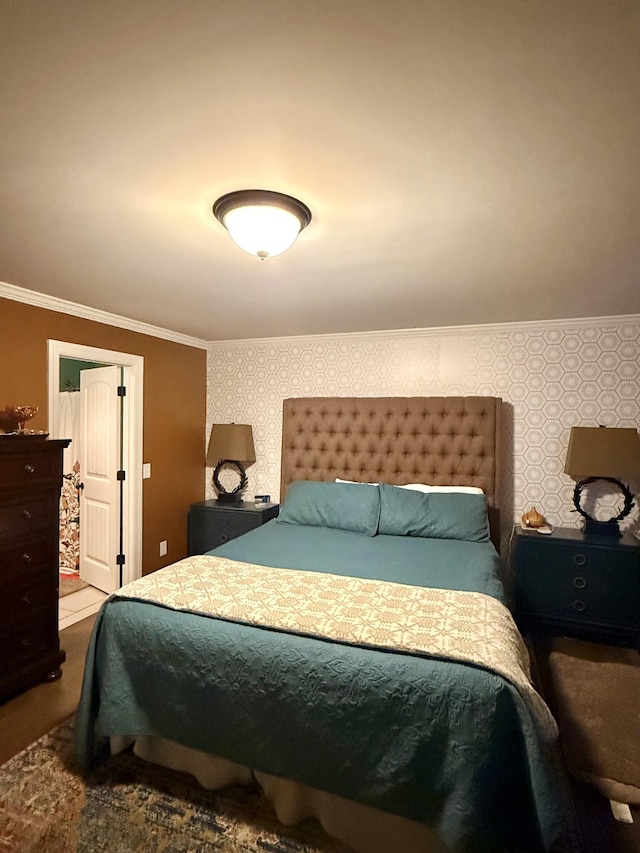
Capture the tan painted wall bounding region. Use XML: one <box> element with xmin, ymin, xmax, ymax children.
<box><xmin>0</xmin><ymin>297</ymin><xmax>206</xmax><ymax>575</ymax></box>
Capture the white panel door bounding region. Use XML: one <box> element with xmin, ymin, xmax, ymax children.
<box><xmin>79</xmin><ymin>365</ymin><xmax>121</xmax><ymax>593</ymax></box>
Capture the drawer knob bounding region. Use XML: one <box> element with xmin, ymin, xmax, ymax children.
<box><xmin>20</xmin><ymin>639</ymin><xmax>31</xmax><ymax>650</ymax></box>
<box><xmin>22</xmin><ymin>595</ymin><xmax>32</xmax><ymax>606</ymax></box>
<box><xmin>22</xmin><ymin>509</ymin><xmax>33</xmax><ymax>519</ymax></box>
<box><xmin>24</xmin><ymin>464</ymin><xmax>35</xmax><ymax>475</ymax></box>
<box><xmin>573</xmin><ymin>600</ymin><xmax>586</xmax><ymax>612</ymax></box>
<box><xmin>220</xmin><ymin>534</ymin><xmax>229</xmax><ymax>543</ymax></box>
<box><xmin>573</xmin><ymin>554</ymin><xmax>587</xmax><ymax>567</ymax></box>
<box><xmin>23</xmin><ymin>552</ymin><xmax>32</xmax><ymax>564</ymax></box>
<box><xmin>573</xmin><ymin>576</ymin><xmax>586</xmax><ymax>589</ymax></box>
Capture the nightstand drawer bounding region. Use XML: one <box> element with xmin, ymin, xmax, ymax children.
<box><xmin>513</xmin><ymin>526</ymin><xmax>640</xmax><ymax>646</ymax></box>
<box><xmin>188</xmin><ymin>501</ymin><xmax>279</xmax><ymax>555</ymax></box>
<box><xmin>200</xmin><ymin>512</ymin><xmax>254</xmax><ymax>547</ymax></box>
<box><xmin>518</xmin><ymin>543</ymin><xmax>639</xmax><ymax>627</ymax></box>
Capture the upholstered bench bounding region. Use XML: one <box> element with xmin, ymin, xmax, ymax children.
<box><xmin>540</xmin><ymin>637</ymin><xmax>640</xmax><ymax>821</ymax></box>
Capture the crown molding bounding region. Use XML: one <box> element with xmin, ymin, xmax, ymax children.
<box><xmin>0</xmin><ymin>281</ymin><xmax>208</xmax><ymax>350</ymax></box>
<box><xmin>3</xmin><ymin>279</ymin><xmax>636</xmax><ymax>352</ymax></box>
<box><xmin>208</xmin><ymin>313</ymin><xmax>640</xmax><ymax>348</ymax></box>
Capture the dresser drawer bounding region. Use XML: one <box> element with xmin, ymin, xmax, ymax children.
<box><xmin>0</xmin><ymin>536</ymin><xmax>54</xmax><ymax>584</ymax></box>
<box><xmin>0</xmin><ymin>609</ymin><xmax>57</xmax><ymax>669</ymax></box>
<box><xmin>0</xmin><ymin>449</ymin><xmax>62</xmax><ymax>491</ymax></box>
<box><xmin>0</xmin><ymin>578</ymin><xmax>55</xmax><ymax>624</ymax></box>
<box><xmin>0</xmin><ymin>494</ymin><xmax>57</xmax><ymax>541</ymax></box>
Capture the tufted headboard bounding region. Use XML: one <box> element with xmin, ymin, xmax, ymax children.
<box><xmin>281</xmin><ymin>396</ymin><xmax>503</xmax><ymax>545</ymax></box>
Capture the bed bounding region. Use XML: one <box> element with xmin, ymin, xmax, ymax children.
<box><xmin>75</xmin><ymin>396</ymin><xmax>567</xmax><ymax>853</ymax></box>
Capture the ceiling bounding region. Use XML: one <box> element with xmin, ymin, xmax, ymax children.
<box><xmin>1</xmin><ymin>1</ymin><xmax>639</xmax><ymax>342</ymax></box>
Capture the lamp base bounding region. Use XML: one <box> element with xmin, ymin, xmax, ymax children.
<box><xmin>572</xmin><ymin>477</ymin><xmax>634</xmax><ymax>539</ymax></box>
<box><xmin>216</xmin><ymin>492</ymin><xmax>243</xmax><ymax>504</ymax></box>
<box><xmin>212</xmin><ymin>459</ymin><xmax>248</xmax><ymax>504</ymax></box>
<box><xmin>583</xmin><ymin>518</ymin><xmax>621</xmax><ymax>537</ymax></box>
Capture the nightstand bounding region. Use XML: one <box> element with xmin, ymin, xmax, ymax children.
<box><xmin>513</xmin><ymin>526</ymin><xmax>640</xmax><ymax>647</ymax></box>
<box><xmin>188</xmin><ymin>500</ymin><xmax>279</xmax><ymax>555</ymax></box>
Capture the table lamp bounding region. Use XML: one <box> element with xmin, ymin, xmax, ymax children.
<box><xmin>206</xmin><ymin>423</ymin><xmax>256</xmax><ymax>504</ymax></box>
<box><xmin>564</xmin><ymin>425</ymin><xmax>640</xmax><ymax>536</ymax></box>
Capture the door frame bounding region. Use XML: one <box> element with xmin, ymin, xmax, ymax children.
<box><xmin>48</xmin><ymin>340</ymin><xmax>144</xmax><ymax>585</ymax></box>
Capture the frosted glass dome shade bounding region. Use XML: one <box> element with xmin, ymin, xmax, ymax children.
<box><xmin>213</xmin><ymin>190</ymin><xmax>312</xmax><ymax>259</ymax></box>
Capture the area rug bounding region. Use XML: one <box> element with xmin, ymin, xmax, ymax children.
<box><xmin>59</xmin><ymin>575</ymin><xmax>90</xmax><ymax>599</ymax></box>
<box><xmin>0</xmin><ymin>717</ymin><xmax>350</xmax><ymax>853</ymax></box>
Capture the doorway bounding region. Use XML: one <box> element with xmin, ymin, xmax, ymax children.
<box><xmin>58</xmin><ymin>356</ymin><xmax>108</xmax><ymax>587</ymax></box>
<box><xmin>48</xmin><ymin>341</ymin><xmax>144</xmax><ymax>601</ymax></box>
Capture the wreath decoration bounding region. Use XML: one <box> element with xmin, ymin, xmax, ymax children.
<box><xmin>571</xmin><ymin>476</ymin><xmax>635</xmax><ymax>523</ymax></box>
<box><xmin>213</xmin><ymin>459</ymin><xmax>248</xmax><ymax>497</ymax></box>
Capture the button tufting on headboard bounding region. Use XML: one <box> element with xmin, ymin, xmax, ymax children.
<box><xmin>281</xmin><ymin>396</ymin><xmax>503</xmax><ymax>546</ymax></box>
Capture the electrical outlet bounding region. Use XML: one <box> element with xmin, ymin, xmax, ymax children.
<box><xmin>142</xmin><ymin>463</ymin><xmax>151</xmax><ymax>479</ymax></box>
<box><xmin>159</xmin><ymin>540</ymin><xmax>168</xmax><ymax>557</ymax></box>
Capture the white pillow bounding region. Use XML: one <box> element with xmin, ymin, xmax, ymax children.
<box><xmin>335</xmin><ymin>477</ymin><xmax>379</xmax><ymax>485</ymax></box>
<box><xmin>399</xmin><ymin>483</ymin><xmax>484</xmax><ymax>495</ymax></box>
<box><xmin>336</xmin><ymin>478</ymin><xmax>483</xmax><ymax>495</ymax></box>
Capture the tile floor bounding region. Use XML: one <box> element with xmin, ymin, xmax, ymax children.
<box><xmin>59</xmin><ymin>585</ymin><xmax>107</xmax><ymax>631</ymax></box>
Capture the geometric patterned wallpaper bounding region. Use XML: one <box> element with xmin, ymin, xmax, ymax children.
<box><xmin>207</xmin><ymin>315</ymin><xmax>640</xmax><ymax>548</ymax></box>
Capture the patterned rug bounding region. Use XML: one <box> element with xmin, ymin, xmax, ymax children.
<box><xmin>59</xmin><ymin>575</ymin><xmax>90</xmax><ymax>599</ymax></box>
<box><xmin>0</xmin><ymin>717</ymin><xmax>350</xmax><ymax>853</ymax></box>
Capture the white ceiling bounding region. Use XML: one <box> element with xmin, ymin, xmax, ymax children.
<box><xmin>1</xmin><ymin>1</ymin><xmax>639</xmax><ymax>342</ymax></box>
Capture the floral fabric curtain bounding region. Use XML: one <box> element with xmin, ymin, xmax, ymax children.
<box><xmin>59</xmin><ymin>392</ymin><xmax>81</xmax><ymax>575</ymax></box>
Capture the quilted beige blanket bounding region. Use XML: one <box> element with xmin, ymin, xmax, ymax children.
<box><xmin>116</xmin><ymin>555</ymin><xmax>557</xmax><ymax>742</ymax></box>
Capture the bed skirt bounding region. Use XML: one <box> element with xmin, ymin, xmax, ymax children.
<box><xmin>111</xmin><ymin>735</ymin><xmax>451</xmax><ymax>853</ymax></box>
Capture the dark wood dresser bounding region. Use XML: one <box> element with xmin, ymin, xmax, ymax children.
<box><xmin>0</xmin><ymin>435</ymin><xmax>70</xmax><ymax>702</ymax></box>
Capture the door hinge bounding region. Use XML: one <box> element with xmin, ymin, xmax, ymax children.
<box><xmin>117</xmin><ymin>385</ymin><xmax>127</xmax><ymax>397</ymax></box>
<box><xmin>116</xmin><ymin>554</ymin><xmax>126</xmax><ymax>566</ymax></box>
<box><xmin>117</xmin><ymin>470</ymin><xmax>126</xmax><ymax>481</ymax></box>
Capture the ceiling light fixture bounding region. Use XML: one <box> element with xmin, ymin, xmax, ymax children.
<box><xmin>213</xmin><ymin>189</ymin><xmax>312</xmax><ymax>260</ymax></box>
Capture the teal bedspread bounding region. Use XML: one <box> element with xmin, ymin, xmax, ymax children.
<box><xmin>214</xmin><ymin>518</ymin><xmax>505</xmax><ymax>596</ymax></box>
<box><xmin>75</xmin><ymin>523</ymin><xmax>566</xmax><ymax>852</ymax></box>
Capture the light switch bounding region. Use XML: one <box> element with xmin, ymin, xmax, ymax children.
<box><xmin>143</xmin><ymin>463</ymin><xmax>151</xmax><ymax>479</ymax></box>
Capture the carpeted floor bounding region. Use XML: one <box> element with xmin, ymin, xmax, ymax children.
<box><xmin>0</xmin><ymin>717</ymin><xmax>350</xmax><ymax>853</ymax></box>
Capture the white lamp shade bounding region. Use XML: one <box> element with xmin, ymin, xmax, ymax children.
<box><xmin>222</xmin><ymin>204</ymin><xmax>303</xmax><ymax>258</ymax></box>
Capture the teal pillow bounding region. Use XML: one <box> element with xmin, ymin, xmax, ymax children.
<box><xmin>378</xmin><ymin>483</ymin><xmax>490</xmax><ymax>542</ymax></box>
<box><xmin>277</xmin><ymin>480</ymin><xmax>380</xmax><ymax>536</ymax></box>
